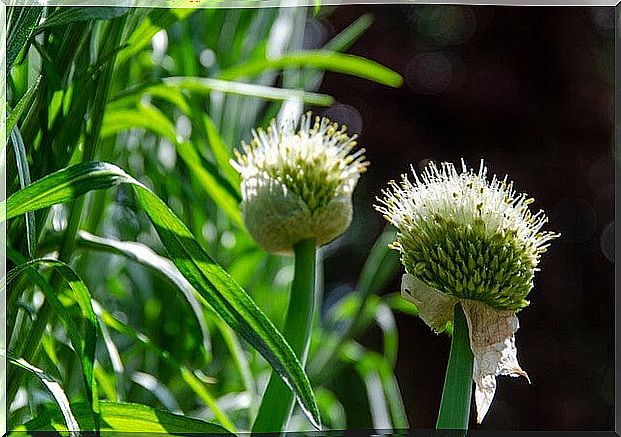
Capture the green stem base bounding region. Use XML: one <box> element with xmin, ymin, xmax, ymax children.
<box><xmin>251</xmin><ymin>239</ymin><xmax>316</xmax><ymax>433</ymax></box>
<box><xmin>436</xmin><ymin>302</ymin><xmax>474</xmax><ymax>432</ymax></box>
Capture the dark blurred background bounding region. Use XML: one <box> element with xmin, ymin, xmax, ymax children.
<box><xmin>314</xmin><ymin>5</ymin><xmax>615</xmax><ymax>431</ymax></box>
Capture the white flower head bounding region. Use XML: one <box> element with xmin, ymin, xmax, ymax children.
<box><xmin>375</xmin><ymin>159</ymin><xmax>559</xmax><ymax>423</ymax></box>
<box><xmin>232</xmin><ymin>112</ymin><xmax>368</xmax><ymax>254</ymax></box>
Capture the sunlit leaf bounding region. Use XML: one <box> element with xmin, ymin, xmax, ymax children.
<box><xmin>6</xmin><ymin>257</ymin><xmax>100</xmax><ymax>421</ymax></box>
<box><xmin>7</xmin><ymin>356</ymin><xmax>80</xmax><ymax>434</ymax></box>
<box><xmin>11</xmin><ymin>400</ymin><xmax>232</xmax><ymax>434</ymax></box>
<box><xmin>3</xmin><ymin>161</ymin><xmax>321</xmax><ymax>428</ymax></box>
<box><xmin>38</xmin><ymin>7</ymin><xmax>130</xmax><ymax>29</ymax></box>
<box><xmin>220</xmin><ymin>51</ymin><xmax>403</xmax><ymax>88</ymax></box>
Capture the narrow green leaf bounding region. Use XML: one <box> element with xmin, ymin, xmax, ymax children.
<box><xmin>3</xmin><ymin>161</ymin><xmax>321</xmax><ymax>428</ymax></box>
<box><xmin>357</xmin><ymin>227</ymin><xmax>400</xmax><ymax>298</ymax></box>
<box><xmin>7</xmin><ymin>75</ymin><xmax>42</xmax><ymax>135</ymax></box>
<box><xmin>38</xmin><ymin>7</ymin><xmax>130</xmax><ymax>29</ymax></box>
<box><xmin>6</xmin><ymin>257</ymin><xmax>100</xmax><ymax>421</ymax></box>
<box><xmin>117</xmin><ymin>8</ymin><xmax>195</xmax><ymax>66</ymax></box>
<box><xmin>101</xmin><ymin>106</ymin><xmax>179</xmax><ymax>144</ymax></box>
<box><xmin>176</xmin><ymin>141</ymin><xmax>244</xmax><ymax>228</ymax></box>
<box><xmin>7</xmin><ymin>356</ymin><xmax>80</xmax><ymax>434</ymax></box>
<box><xmin>77</xmin><ymin>230</ymin><xmax>211</xmax><ymax>357</ymax></box>
<box><xmin>324</xmin><ymin>14</ymin><xmax>374</xmax><ymax>52</ymax></box>
<box><xmin>9</xmin><ymin>127</ymin><xmax>36</xmax><ymax>258</ymax></box>
<box><xmin>203</xmin><ymin>115</ymin><xmax>241</xmax><ymax>192</ymax></box>
<box><xmin>11</xmin><ymin>400</ymin><xmax>232</xmax><ymax>434</ymax></box>
<box><xmin>220</xmin><ymin>51</ymin><xmax>403</xmax><ymax>88</ymax></box>
<box><xmin>374</xmin><ymin>302</ymin><xmax>398</xmax><ymax>369</ymax></box>
<box><xmin>111</xmin><ymin>77</ymin><xmax>334</xmax><ymax>107</ymax></box>
<box><xmin>384</xmin><ymin>292</ymin><xmax>420</xmax><ymax>318</ymax></box>
<box><xmin>95</xmin><ymin>303</ymin><xmax>234</xmax><ymax>431</ymax></box>
<box><xmin>100</xmin><ymin>104</ymin><xmax>243</xmax><ymax>227</ymax></box>
<box><xmin>3</xmin><ymin>162</ymin><xmax>127</xmax><ymax>221</ymax></box>
<box><xmin>7</xmin><ymin>7</ymin><xmax>42</xmax><ymax>71</ymax></box>
<box><xmin>342</xmin><ymin>342</ymin><xmax>409</xmax><ymax>429</ymax></box>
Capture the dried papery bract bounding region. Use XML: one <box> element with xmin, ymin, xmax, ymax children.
<box><xmin>376</xmin><ymin>159</ymin><xmax>559</xmax><ymax>424</ymax></box>
<box><xmin>232</xmin><ymin>112</ymin><xmax>368</xmax><ymax>254</ymax></box>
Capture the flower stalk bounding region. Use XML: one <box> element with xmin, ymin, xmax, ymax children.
<box><xmin>252</xmin><ymin>238</ymin><xmax>317</xmax><ymax>432</ymax></box>
<box><xmin>376</xmin><ymin>160</ymin><xmax>559</xmax><ymax>426</ymax></box>
<box><xmin>436</xmin><ymin>303</ymin><xmax>474</xmax><ymax>431</ymax></box>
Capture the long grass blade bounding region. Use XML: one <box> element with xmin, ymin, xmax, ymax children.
<box><xmin>7</xmin><ymin>356</ymin><xmax>80</xmax><ymax>435</ymax></box>
<box><xmin>11</xmin><ymin>400</ymin><xmax>232</xmax><ymax>434</ymax></box>
<box><xmin>95</xmin><ymin>303</ymin><xmax>235</xmax><ymax>431</ymax></box>
<box><xmin>7</xmin><ymin>75</ymin><xmax>42</xmax><ymax>135</ymax></box>
<box><xmin>7</xmin><ymin>7</ymin><xmax>42</xmax><ymax>72</ymax></box>
<box><xmin>38</xmin><ymin>7</ymin><xmax>130</xmax><ymax>29</ymax></box>
<box><xmin>6</xmin><ymin>257</ymin><xmax>100</xmax><ymax>422</ymax></box>
<box><xmin>117</xmin><ymin>8</ymin><xmax>195</xmax><ymax>66</ymax></box>
<box><xmin>77</xmin><ymin>230</ymin><xmax>212</xmax><ymax>357</ymax></box>
<box><xmin>9</xmin><ymin>127</ymin><xmax>36</xmax><ymax>257</ymax></box>
<box><xmin>203</xmin><ymin>115</ymin><xmax>240</xmax><ymax>192</ymax></box>
<box><xmin>111</xmin><ymin>77</ymin><xmax>334</xmax><ymax>107</ymax></box>
<box><xmin>220</xmin><ymin>51</ymin><xmax>403</xmax><ymax>87</ymax></box>
<box><xmin>3</xmin><ymin>161</ymin><xmax>321</xmax><ymax>428</ymax></box>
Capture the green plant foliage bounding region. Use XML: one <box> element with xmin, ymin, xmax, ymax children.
<box><xmin>6</xmin><ymin>5</ymin><xmax>409</xmax><ymax>433</ymax></box>
<box><xmin>11</xmin><ymin>401</ymin><xmax>232</xmax><ymax>433</ymax></box>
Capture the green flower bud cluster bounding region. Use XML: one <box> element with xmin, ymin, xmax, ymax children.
<box><xmin>233</xmin><ymin>112</ymin><xmax>368</xmax><ymax>254</ymax></box>
<box><xmin>376</xmin><ymin>160</ymin><xmax>559</xmax><ymax>311</ymax></box>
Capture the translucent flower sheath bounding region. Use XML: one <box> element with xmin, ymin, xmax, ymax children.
<box><xmin>376</xmin><ymin>159</ymin><xmax>559</xmax><ymax>426</ymax></box>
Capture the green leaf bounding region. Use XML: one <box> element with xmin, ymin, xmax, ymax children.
<box><xmin>38</xmin><ymin>7</ymin><xmax>130</xmax><ymax>29</ymax></box>
<box><xmin>7</xmin><ymin>75</ymin><xmax>42</xmax><ymax>135</ymax></box>
<box><xmin>357</xmin><ymin>227</ymin><xmax>400</xmax><ymax>298</ymax></box>
<box><xmin>176</xmin><ymin>141</ymin><xmax>244</xmax><ymax>228</ymax></box>
<box><xmin>117</xmin><ymin>8</ymin><xmax>195</xmax><ymax>66</ymax></box>
<box><xmin>100</xmin><ymin>104</ymin><xmax>243</xmax><ymax>227</ymax></box>
<box><xmin>3</xmin><ymin>161</ymin><xmax>321</xmax><ymax>428</ymax></box>
<box><xmin>94</xmin><ymin>304</ymin><xmax>234</xmax><ymax>431</ymax></box>
<box><xmin>7</xmin><ymin>356</ymin><xmax>80</xmax><ymax>434</ymax></box>
<box><xmin>111</xmin><ymin>77</ymin><xmax>334</xmax><ymax>107</ymax></box>
<box><xmin>11</xmin><ymin>400</ymin><xmax>232</xmax><ymax>434</ymax></box>
<box><xmin>77</xmin><ymin>230</ymin><xmax>211</xmax><ymax>358</ymax></box>
<box><xmin>101</xmin><ymin>106</ymin><xmax>179</xmax><ymax>144</ymax></box>
<box><xmin>203</xmin><ymin>115</ymin><xmax>241</xmax><ymax>192</ymax></box>
<box><xmin>6</xmin><ymin>257</ymin><xmax>100</xmax><ymax>422</ymax></box>
<box><xmin>7</xmin><ymin>7</ymin><xmax>43</xmax><ymax>71</ymax></box>
<box><xmin>324</xmin><ymin>14</ymin><xmax>374</xmax><ymax>52</ymax></box>
<box><xmin>220</xmin><ymin>51</ymin><xmax>403</xmax><ymax>88</ymax></box>
<box><xmin>384</xmin><ymin>292</ymin><xmax>420</xmax><ymax>318</ymax></box>
<box><xmin>342</xmin><ymin>342</ymin><xmax>409</xmax><ymax>429</ymax></box>
<box><xmin>9</xmin><ymin>127</ymin><xmax>36</xmax><ymax>258</ymax></box>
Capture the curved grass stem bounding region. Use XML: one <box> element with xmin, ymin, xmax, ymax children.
<box><xmin>251</xmin><ymin>238</ymin><xmax>317</xmax><ymax>432</ymax></box>
<box><xmin>436</xmin><ymin>302</ymin><xmax>473</xmax><ymax>432</ymax></box>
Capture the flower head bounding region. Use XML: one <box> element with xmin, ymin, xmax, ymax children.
<box><xmin>376</xmin><ymin>159</ymin><xmax>558</xmax><ymax>310</ymax></box>
<box><xmin>233</xmin><ymin>112</ymin><xmax>367</xmax><ymax>254</ymax></box>
<box><xmin>375</xmin><ymin>159</ymin><xmax>559</xmax><ymax>423</ymax></box>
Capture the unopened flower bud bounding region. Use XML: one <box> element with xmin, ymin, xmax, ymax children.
<box><xmin>233</xmin><ymin>112</ymin><xmax>367</xmax><ymax>254</ymax></box>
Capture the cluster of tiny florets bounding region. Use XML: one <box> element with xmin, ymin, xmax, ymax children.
<box><xmin>375</xmin><ymin>160</ymin><xmax>559</xmax><ymax>310</ymax></box>
<box><xmin>233</xmin><ymin>113</ymin><xmax>368</xmax><ymax>213</ymax></box>
<box><xmin>232</xmin><ymin>112</ymin><xmax>368</xmax><ymax>253</ymax></box>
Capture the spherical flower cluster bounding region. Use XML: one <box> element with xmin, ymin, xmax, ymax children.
<box><xmin>232</xmin><ymin>112</ymin><xmax>368</xmax><ymax>254</ymax></box>
<box><xmin>375</xmin><ymin>159</ymin><xmax>559</xmax><ymax>423</ymax></box>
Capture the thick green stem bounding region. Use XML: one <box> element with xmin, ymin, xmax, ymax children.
<box><xmin>252</xmin><ymin>239</ymin><xmax>317</xmax><ymax>433</ymax></box>
<box><xmin>436</xmin><ymin>302</ymin><xmax>474</xmax><ymax>431</ymax></box>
